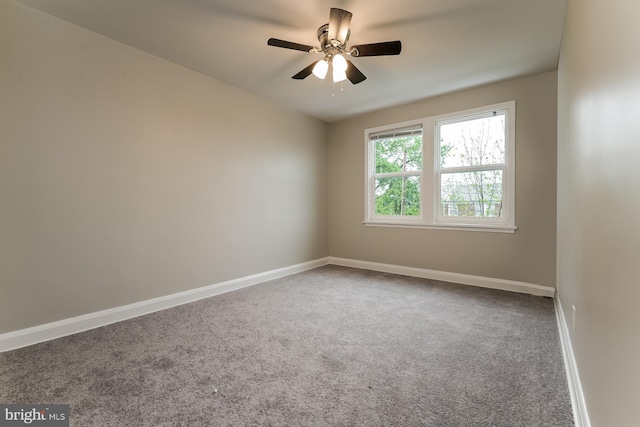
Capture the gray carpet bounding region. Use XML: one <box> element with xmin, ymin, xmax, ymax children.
<box><xmin>0</xmin><ymin>265</ymin><xmax>573</xmax><ymax>426</ymax></box>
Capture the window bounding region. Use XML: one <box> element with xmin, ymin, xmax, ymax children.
<box><xmin>370</xmin><ymin>125</ymin><xmax>423</xmax><ymax>218</ymax></box>
<box><xmin>365</xmin><ymin>101</ymin><xmax>516</xmax><ymax>232</ymax></box>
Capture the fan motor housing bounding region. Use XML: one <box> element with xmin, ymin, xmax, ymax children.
<box><xmin>317</xmin><ymin>23</ymin><xmax>350</xmax><ymax>49</ymax></box>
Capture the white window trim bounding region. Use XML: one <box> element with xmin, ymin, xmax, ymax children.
<box><xmin>364</xmin><ymin>101</ymin><xmax>516</xmax><ymax>233</ymax></box>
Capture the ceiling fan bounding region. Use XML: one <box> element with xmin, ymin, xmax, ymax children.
<box><xmin>267</xmin><ymin>8</ymin><xmax>402</xmax><ymax>85</ymax></box>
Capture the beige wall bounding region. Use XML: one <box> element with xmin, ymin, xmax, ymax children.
<box><xmin>328</xmin><ymin>71</ymin><xmax>558</xmax><ymax>286</ymax></box>
<box><xmin>557</xmin><ymin>0</ymin><xmax>640</xmax><ymax>424</ymax></box>
<box><xmin>0</xmin><ymin>0</ymin><xmax>328</xmax><ymax>333</ymax></box>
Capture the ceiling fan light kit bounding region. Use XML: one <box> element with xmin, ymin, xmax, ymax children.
<box><xmin>332</xmin><ymin>54</ymin><xmax>348</xmax><ymax>72</ymax></box>
<box><xmin>267</xmin><ymin>8</ymin><xmax>402</xmax><ymax>85</ymax></box>
<box><xmin>312</xmin><ymin>59</ymin><xmax>329</xmax><ymax>79</ymax></box>
<box><xmin>333</xmin><ymin>67</ymin><xmax>348</xmax><ymax>83</ymax></box>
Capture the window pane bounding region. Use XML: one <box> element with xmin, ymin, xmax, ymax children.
<box><xmin>440</xmin><ymin>170</ymin><xmax>503</xmax><ymax>217</ymax></box>
<box><xmin>375</xmin><ymin>135</ymin><xmax>422</xmax><ymax>174</ymax></box>
<box><xmin>439</xmin><ymin>114</ymin><xmax>506</xmax><ymax>168</ymax></box>
<box><xmin>375</xmin><ymin>176</ymin><xmax>420</xmax><ymax>216</ymax></box>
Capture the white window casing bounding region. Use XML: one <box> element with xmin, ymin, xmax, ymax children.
<box><xmin>364</xmin><ymin>101</ymin><xmax>516</xmax><ymax>233</ymax></box>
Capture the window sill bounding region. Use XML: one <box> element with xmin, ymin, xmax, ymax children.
<box><xmin>363</xmin><ymin>221</ymin><xmax>517</xmax><ymax>234</ymax></box>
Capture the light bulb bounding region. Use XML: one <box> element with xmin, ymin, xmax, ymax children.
<box><xmin>312</xmin><ymin>59</ymin><xmax>328</xmax><ymax>79</ymax></box>
<box><xmin>333</xmin><ymin>68</ymin><xmax>347</xmax><ymax>83</ymax></box>
<box><xmin>332</xmin><ymin>54</ymin><xmax>348</xmax><ymax>72</ymax></box>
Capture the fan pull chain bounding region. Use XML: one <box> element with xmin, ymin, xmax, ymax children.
<box><xmin>331</xmin><ymin>80</ymin><xmax>346</xmax><ymax>98</ymax></box>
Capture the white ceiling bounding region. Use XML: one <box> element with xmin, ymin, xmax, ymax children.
<box><xmin>16</xmin><ymin>0</ymin><xmax>567</xmax><ymax>122</ymax></box>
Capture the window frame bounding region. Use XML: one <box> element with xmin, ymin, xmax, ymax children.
<box><xmin>364</xmin><ymin>101</ymin><xmax>516</xmax><ymax>233</ymax></box>
<box><xmin>366</xmin><ymin>122</ymin><xmax>425</xmax><ymax>225</ymax></box>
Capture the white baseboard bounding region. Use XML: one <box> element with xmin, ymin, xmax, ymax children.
<box><xmin>555</xmin><ymin>298</ymin><xmax>591</xmax><ymax>427</ymax></box>
<box><xmin>0</xmin><ymin>256</ymin><xmax>555</xmax><ymax>353</ymax></box>
<box><xmin>0</xmin><ymin>257</ymin><xmax>330</xmax><ymax>353</ymax></box>
<box><xmin>328</xmin><ymin>257</ymin><xmax>555</xmax><ymax>297</ymax></box>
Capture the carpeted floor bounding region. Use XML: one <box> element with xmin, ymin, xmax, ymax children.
<box><xmin>0</xmin><ymin>266</ymin><xmax>573</xmax><ymax>426</ymax></box>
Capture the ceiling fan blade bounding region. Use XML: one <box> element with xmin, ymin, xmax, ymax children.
<box><xmin>268</xmin><ymin>38</ymin><xmax>315</xmax><ymax>53</ymax></box>
<box><xmin>351</xmin><ymin>41</ymin><xmax>402</xmax><ymax>57</ymax></box>
<box><xmin>345</xmin><ymin>60</ymin><xmax>366</xmax><ymax>84</ymax></box>
<box><xmin>292</xmin><ymin>61</ymin><xmax>319</xmax><ymax>80</ymax></box>
<box><xmin>328</xmin><ymin>8</ymin><xmax>352</xmax><ymax>45</ymax></box>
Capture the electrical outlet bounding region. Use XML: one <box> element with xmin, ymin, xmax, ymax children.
<box><xmin>572</xmin><ymin>305</ymin><xmax>576</xmax><ymax>331</ymax></box>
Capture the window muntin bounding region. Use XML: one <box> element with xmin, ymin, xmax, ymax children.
<box><xmin>365</xmin><ymin>101</ymin><xmax>515</xmax><ymax>232</ymax></box>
